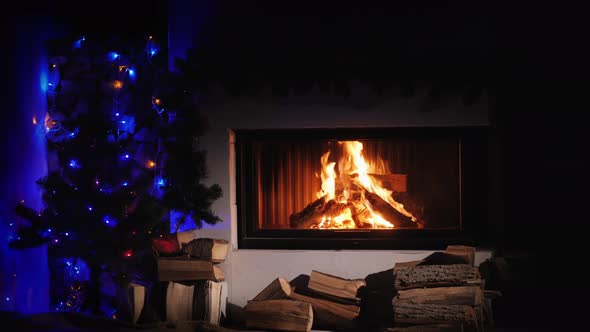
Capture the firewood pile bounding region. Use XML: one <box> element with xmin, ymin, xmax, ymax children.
<box><xmin>243</xmin><ymin>245</ymin><xmax>499</xmax><ymax>332</ymax></box>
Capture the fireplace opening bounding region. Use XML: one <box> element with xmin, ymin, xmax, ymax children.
<box><xmin>235</xmin><ymin>127</ymin><xmax>491</xmax><ymax>249</ymax></box>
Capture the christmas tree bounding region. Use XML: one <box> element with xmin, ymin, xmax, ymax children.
<box><xmin>8</xmin><ymin>33</ymin><xmax>222</xmax><ymax>315</ymax></box>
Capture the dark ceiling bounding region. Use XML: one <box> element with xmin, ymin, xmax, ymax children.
<box><xmin>182</xmin><ymin>0</ymin><xmax>492</xmax><ymax>88</ymax></box>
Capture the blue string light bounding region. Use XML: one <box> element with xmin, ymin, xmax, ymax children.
<box><xmin>102</xmin><ymin>216</ymin><xmax>117</xmax><ymax>227</ymax></box>
<box><xmin>68</xmin><ymin>128</ymin><xmax>79</xmax><ymax>138</ymax></box>
<box><xmin>68</xmin><ymin>159</ymin><xmax>81</xmax><ymax>169</ymax></box>
<box><xmin>72</xmin><ymin>36</ymin><xmax>85</xmax><ymax>49</ymax></box>
<box><xmin>107</xmin><ymin>52</ymin><xmax>120</xmax><ymax>61</ymax></box>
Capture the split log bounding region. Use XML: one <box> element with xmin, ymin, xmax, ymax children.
<box><xmin>181</xmin><ymin>238</ymin><xmax>229</xmax><ymax>263</ymax></box>
<box><xmin>308</xmin><ymin>270</ymin><xmax>365</xmax><ymax>302</ymax></box>
<box><xmin>394</xmin><ymin>287</ymin><xmax>483</xmax><ymax>306</ymax></box>
<box><xmin>393</xmin><ymin>303</ymin><xmax>478</xmax><ymax>328</ymax></box>
<box><xmin>289</xmin><ymin>289</ymin><xmax>360</xmax><ymax>321</ymax></box>
<box><xmin>445</xmin><ymin>245</ymin><xmax>476</xmax><ymax>266</ymax></box>
<box><xmin>245</xmin><ymin>299</ymin><xmax>313</xmax><ymax>332</ymax></box>
<box><xmin>252</xmin><ymin>277</ymin><xmax>292</xmax><ymax>301</ymax></box>
<box><xmin>157</xmin><ymin>257</ymin><xmax>224</xmax><ymax>282</ymax></box>
<box><xmin>290</xmin><ymin>274</ymin><xmax>360</xmax><ymax>306</ymax></box>
<box><xmin>394</xmin><ymin>264</ymin><xmax>481</xmax><ymax>290</ymax></box>
<box><xmin>289</xmin><ymin>275</ymin><xmax>358</xmax><ymax>330</ymax></box>
<box><xmin>365</xmin><ymin>192</ymin><xmax>417</xmax><ymax>228</ymax></box>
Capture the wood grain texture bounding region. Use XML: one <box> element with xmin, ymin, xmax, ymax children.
<box><xmin>252</xmin><ymin>277</ymin><xmax>292</xmax><ymax>301</ymax></box>
<box><xmin>289</xmin><ymin>290</ymin><xmax>360</xmax><ymax>320</ymax></box>
<box><xmin>157</xmin><ymin>258</ymin><xmax>224</xmax><ymax>282</ymax></box>
<box><xmin>308</xmin><ymin>270</ymin><xmax>365</xmax><ymax>301</ymax></box>
<box><xmin>394</xmin><ymin>303</ymin><xmax>477</xmax><ymax>327</ymax></box>
<box><xmin>245</xmin><ymin>300</ymin><xmax>313</xmax><ymax>332</ymax></box>
<box><xmin>394</xmin><ymin>264</ymin><xmax>480</xmax><ymax>290</ymax></box>
<box><xmin>394</xmin><ymin>286</ymin><xmax>483</xmax><ymax>306</ymax></box>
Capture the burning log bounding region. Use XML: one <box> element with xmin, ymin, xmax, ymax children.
<box><xmin>365</xmin><ymin>192</ymin><xmax>417</xmax><ymax>228</ymax></box>
<box><xmin>289</xmin><ymin>196</ymin><xmax>327</xmax><ymax>229</ymax></box>
<box><xmin>290</xmin><ymin>191</ymin><xmax>420</xmax><ymax>229</ymax></box>
<box><xmin>289</xmin><ymin>197</ymin><xmax>354</xmax><ymax>229</ymax></box>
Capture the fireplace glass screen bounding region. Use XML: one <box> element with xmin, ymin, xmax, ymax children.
<box><xmin>243</xmin><ymin>132</ymin><xmax>462</xmax><ymax>231</ymax></box>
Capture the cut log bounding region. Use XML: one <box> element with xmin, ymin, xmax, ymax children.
<box><xmin>289</xmin><ymin>289</ymin><xmax>360</xmax><ymax>321</ymax></box>
<box><xmin>394</xmin><ymin>264</ymin><xmax>481</xmax><ymax>290</ymax></box>
<box><xmin>369</xmin><ymin>173</ymin><xmax>407</xmax><ymax>192</ymax></box>
<box><xmin>394</xmin><ymin>286</ymin><xmax>484</xmax><ymax>306</ymax></box>
<box><xmin>308</xmin><ymin>270</ymin><xmax>365</xmax><ymax>302</ymax></box>
<box><xmin>393</xmin><ymin>303</ymin><xmax>478</xmax><ymax>328</ymax></box>
<box><xmin>157</xmin><ymin>257</ymin><xmax>224</xmax><ymax>282</ymax></box>
<box><xmin>290</xmin><ymin>274</ymin><xmax>360</xmax><ymax>306</ymax></box>
<box><xmin>181</xmin><ymin>238</ymin><xmax>229</xmax><ymax>263</ymax></box>
<box><xmin>386</xmin><ymin>324</ymin><xmax>465</xmax><ymax>332</ymax></box>
<box><xmin>252</xmin><ymin>277</ymin><xmax>292</xmax><ymax>301</ymax></box>
<box><xmin>245</xmin><ymin>299</ymin><xmax>313</xmax><ymax>332</ymax></box>
<box><xmin>365</xmin><ymin>192</ymin><xmax>417</xmax><ymax>228</ymax></box>
<box><xmin>445</xmin><ymin>245</ymin><xmax>476</xmax><ymax>266</ymax></box>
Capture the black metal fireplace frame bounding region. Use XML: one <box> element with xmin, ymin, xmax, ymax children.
<box><xmin>234</xmin><ymin>126</ymin><xmax>492</xmax><ymax>250</ymax></box>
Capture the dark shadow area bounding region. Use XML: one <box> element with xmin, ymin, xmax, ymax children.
<box><xmin>359</xmin><ymin>269</ymin><xmax>396</xmax><ymax>331</ymax></box>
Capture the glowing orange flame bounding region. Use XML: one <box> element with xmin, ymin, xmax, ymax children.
<box><xmin>313</xmin><ymin>141</ymin><xmax>416</xmax><ymax>229</ymax></box>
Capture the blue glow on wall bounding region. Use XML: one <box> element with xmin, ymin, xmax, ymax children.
<box><xmin>1</xmin><ymin>13</ymin><xmax>67</xmax><ymax>314</ymax></box>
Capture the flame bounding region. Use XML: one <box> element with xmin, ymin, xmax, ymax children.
<box><xmin>313</xmin><ymin>141</ymin><xmax>416</xmax><ymax>229</ymax></box>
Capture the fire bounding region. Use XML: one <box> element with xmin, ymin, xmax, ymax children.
<box><xmin>311</xmin><ymin>141</ymin><xmax>416</xmax><ymax>229</ymax></box>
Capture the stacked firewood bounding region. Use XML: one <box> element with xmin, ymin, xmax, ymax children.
<box><xmin>241</xmin><ymin>245</ymin><xmax>498</xmax><ymax>332</ymax></box>
<box><xmin>244</xmin><ymin>271</ymin><xmax>365</xmax><ymax>332</ymax></box>
<box><xmin>392</xmin><ymin>246</ymin><xmax>496</xmax><ymax>332</ymax></box>
<box><xmin>151</xmin><ymin>230</ymin><xmax>230</xmax><ymax>326</ymax></box>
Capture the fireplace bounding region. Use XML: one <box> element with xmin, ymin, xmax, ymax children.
<box><xmin>235</xmin><ymin>126</ymin><xmax>491</xmax><ymax>249</ymax></box>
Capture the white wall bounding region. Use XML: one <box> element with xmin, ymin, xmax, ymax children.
<box><xmin>193</xmin><ymin>86</ymin><xmax>491</xmax><ymax>307</ymax></box>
